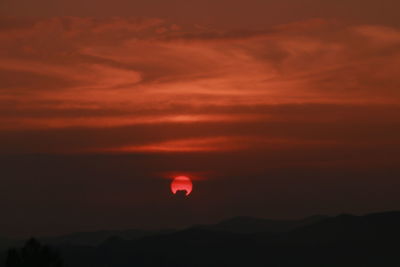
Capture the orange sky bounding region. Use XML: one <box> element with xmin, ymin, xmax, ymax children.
<box><xmin>1</xmin><ymin>1</ymin><xmax>400</xmax><ymax>237</ymax></box>
<box><xmin>1</xmin><ymin>16</ymin><xmax>400</xmax><ymax>155</ymax></box>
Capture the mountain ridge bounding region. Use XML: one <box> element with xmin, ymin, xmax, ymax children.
<box><xmin>2</xmin><ymin>211</ymin><xmax>400</xmax><ymax>267</ymax></box>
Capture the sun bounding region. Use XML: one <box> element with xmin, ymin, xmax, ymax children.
<box><xmin>170</xmin><ymin>176</ymin><xmax>193</xmax><ymax>196</ymax></box>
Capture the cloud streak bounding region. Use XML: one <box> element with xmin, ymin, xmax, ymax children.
<box><xmin>1</xmin><ymin>17</ymin><xmax>400</xmax><ymax>158</ymax></box>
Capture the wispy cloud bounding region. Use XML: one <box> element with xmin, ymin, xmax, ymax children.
<box><xmin>1</xmin><ymin>17</ymin><xmax>399</xmax><ymax>155</ymax></box>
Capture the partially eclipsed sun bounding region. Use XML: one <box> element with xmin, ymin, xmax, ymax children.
<box><xmin>171</xmin><ymin>176</ymin><xmax>193</xmax><ymax>196</ymax></box>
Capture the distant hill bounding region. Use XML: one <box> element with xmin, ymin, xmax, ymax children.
<box><xmin>279</xmin><ymin>211</ymin><xmax>400</xmax><ymax>244</ymax></box>
<box><xmin>0</xmin><ymin>214</ymin><xmax>325</xmax><ymax>248</ymax></box>
<box><xmin>40</xmin><ymin>229</ymin><xmax>174</xmax><ymax>246</ymax></box>
<box><xmin>2</xmin><ymin>211</ymin><xmax>400</xmax><ymax>266</ymax></box>
<box><xmin>195</xmin><ymin>214</ymin><xmax>328</xmax><ymax>234</ymax></box>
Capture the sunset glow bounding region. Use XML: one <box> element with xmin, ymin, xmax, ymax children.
<box><xmin>2</xmin><ymin>17</ymin><xmax>400</xmax><ymax>156</ymax></box>
<box><xmin>1</xmin><ymin>0</ymin><xmax>400</xmax><ymax>239</ymax></box>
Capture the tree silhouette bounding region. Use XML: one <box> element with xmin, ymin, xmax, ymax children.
<box><xmin>6</xmin><ymin>238</ymin><xmax>63</xmax><ymax>267</ymax></box>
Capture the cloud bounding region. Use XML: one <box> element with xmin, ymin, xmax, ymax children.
<box><xmin>2</xmin><ymin>4</ymin><xmax>400</xmax><ymax>237</ymax></box>
<box><xmin>0</xmin><ymin>17</ymin><xmax>399</xmax><ymax>159</ymax></box>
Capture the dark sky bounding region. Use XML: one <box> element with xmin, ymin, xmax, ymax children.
<box><xmin>1</xmin><ymin>0</ymin><xmax>400</xmax><ymax>238</ymax></box>
<box><xmin>2</xmin><ymin>0</ymin><xmax>400</xmax><ymax>27</ymax></box>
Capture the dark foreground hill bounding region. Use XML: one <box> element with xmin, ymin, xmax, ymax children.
<box><xmin>2</xmin><ymin>211</ymin><xmax>400</xmax><ymax>266</ymax></box>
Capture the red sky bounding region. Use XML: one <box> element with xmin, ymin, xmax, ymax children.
<box><xmin>1</xmin><ymin>0</ymin><xmax>400</xmax><ymax>237</ymax></box>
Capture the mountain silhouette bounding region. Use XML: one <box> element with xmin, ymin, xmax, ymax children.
<box><xmin>194</xmin><ymin>214</ymin><xmax>328</xmax><ymax>234</ymax></box>
<box><xmin>278</xmin><ymin>211</ymin><xmax>400</xmax><ymax>244</ymax></box>
<box><xmin>2</xmin><ymin>211</ymin><xmax>400</xmax><ymax>266</ymax></box>
<box><xmin>40</xmin><ymin>229</ymin><xmax>174</xmax><ymax>246</ymax></box>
